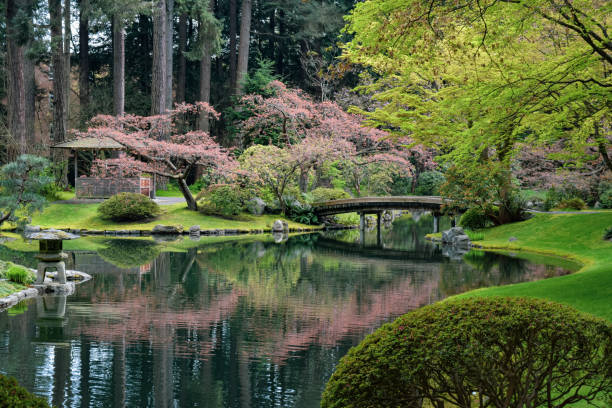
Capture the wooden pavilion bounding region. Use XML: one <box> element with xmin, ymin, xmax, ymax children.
<box><xmin>51</xmin><ymin>137</ymin><xmax>154</xmax><ymax>199</ymax></box>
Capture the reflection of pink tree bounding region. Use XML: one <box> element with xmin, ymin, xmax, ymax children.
<box><xmin>77</xmin><ymin>103</ymin><xmax>234</xmax><ymax>210</ymax></box>
<box><xmin>254</xmin><ymin>276</ymin><xmax>441</xmax><ymax>363</ymax></box>
<box><xmin>72</xmin><ymin>289</ymin><xmax>242</xmax><ymax>360</ymax></box>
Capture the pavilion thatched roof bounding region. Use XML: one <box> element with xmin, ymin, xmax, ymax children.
<box><xmin>51</xmin><ymin>137</ymin><xmax>124</xmax><ymax>150</ymax></box>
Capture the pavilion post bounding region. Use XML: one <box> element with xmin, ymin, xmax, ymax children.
<box><xmin>73</xmin><ymin>149</ymin><xmax>78</xmax><ymax>190</ymax></box>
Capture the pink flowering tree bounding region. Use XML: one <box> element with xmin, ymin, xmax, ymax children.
<box><xmin>77</xmin><ymin>103</ymin><xmax>233</xmax><ymax>210</ymax></box>
<box><xmin>238</xmin><ymin>81</ymin><xmax>430</xmax><ymax>195</ymax></box>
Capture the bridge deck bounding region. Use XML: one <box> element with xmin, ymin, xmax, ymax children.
<box><xmin>313</xmin><ymin>196</ymin><xmax>446</xmax><ymax>216</ymax></box>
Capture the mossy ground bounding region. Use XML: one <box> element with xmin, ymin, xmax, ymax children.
<box><xmin>0</xmin><ymin>281</ymin><xmax>27</xmax><ymax>298</ymax></box>
<box><xmin>2</xmin><ymin>202</ymin><xmax>315</xmax><ymax>232</ymax></box>
<box><xmin>453</xmin><ymin>213</ymin><xmax>612</xmax><ymax>322</ymax></box>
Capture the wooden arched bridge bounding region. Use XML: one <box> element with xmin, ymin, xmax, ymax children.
<box><xmin>313</xmin><ymin>196</ymin><xmax>452</xmax><ymax>235</ymax></box>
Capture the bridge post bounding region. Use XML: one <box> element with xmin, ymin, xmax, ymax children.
<box><xmin>433</xmin><ymin>213</ymin><xmax>440</xmax><ymax>233</ymax></box>
<box><xmin>359</xmin><ymin>212</ymin><xmax>365</xmax><ymax>246</ymax></box>
<box><xmin>376</xmin><ymin>212</ymin><xmax>382</xmax><ymax>247</ymax></box>
<box><xmin>451</xmin><ymin>214</ymin><xmax>457</xmax><ymax>228</ymax></box>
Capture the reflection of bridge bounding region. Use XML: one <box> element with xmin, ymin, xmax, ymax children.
<box><xmin>313</xmin><ymin>196</ymin><xmax>451</xmax><ymax>237</ymax></box>
<box><xmin>315</xmin><ymin>237</ymin><xmax>443</xmax><ymax>262</ymax></box>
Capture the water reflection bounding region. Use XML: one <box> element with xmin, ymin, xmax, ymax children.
<box><xmin>0</xmin><ymin>216</ymin><xmax>577</xmax><ymax>407</ymax></box>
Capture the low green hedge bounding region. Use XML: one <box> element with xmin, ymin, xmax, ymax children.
<box><xmin>322</xmin><ymin>297</ymin><xmax>612</xmax><ymax>408</ymax></box>
<box><xmin>0</xmin><ymin>374</ymin><xmax>50</xmax><ymax>408</ymax></box>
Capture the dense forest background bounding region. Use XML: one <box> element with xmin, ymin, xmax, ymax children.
<box><xmin>0</xmin><ymin>0</ymin><xmax>358</xmax><ymax>161</ymax></box>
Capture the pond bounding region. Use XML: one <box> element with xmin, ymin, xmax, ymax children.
<box><xmin>0</xmin><ymin>215</ymin><xmax>579</xmax><ymax>407</ymax></box>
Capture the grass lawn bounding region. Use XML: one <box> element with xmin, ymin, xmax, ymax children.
<box><xmin>454</xmin><ymin>213</ymin><xmax>612</xmax><ymax>322</ymax></box>
<box><xmin>6</xmin><ymin>202</ymin><xmax>315</xmax><ymax>232</ymax></box>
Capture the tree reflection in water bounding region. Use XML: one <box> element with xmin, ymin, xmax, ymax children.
<box><xmin>0</xmin><ymin>217</ymin><xmax>577</xmax><ymax>407</ymax></box>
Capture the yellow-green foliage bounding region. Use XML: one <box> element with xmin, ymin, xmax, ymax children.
<box><xmin>5</xmin><ymin>265</ymin><xmax>34</xmax><ymax>285</ymax></box>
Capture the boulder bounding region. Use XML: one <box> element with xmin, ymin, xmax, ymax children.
<box><xmin>442</xmin><ymin>227</ymin><xmax>466</xmax><ymax>244</ymax></box>
<box><xmin>452</xmin><ymin>234</ymin><xmax>471</xmax><ymax>249</ymax></box>
<box><xmin>272</xmin><ymin>219</ymin><xmax>289</xmax><ymax>232</ymax></box>
<box><xmin>24</xmin><ymin>225</ymin><xmax>41</xmax><ymax>233</ymax></box>
<box><xmin>152</xmin><ymin>224</ymin><xmax>184</xmax><ymax>234</ymax></box>
<box><xmin>189</xmin><ymin>225</ymin><xmax>201</xmax><ymax>235</ymax></box>
<box><xmin>246</xmin><ymin>197</ymin><xmax>266</xmax><ymax>216</ymax></box>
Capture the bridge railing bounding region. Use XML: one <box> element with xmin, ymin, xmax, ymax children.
<box><xmin>312</xmin><ymin>196</ymin><xmax>446</xmax><ymax>208</ymax></box>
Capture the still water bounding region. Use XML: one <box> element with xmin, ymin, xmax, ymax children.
<box><xmin>0</xmin><ymin>215</ymin><xmax>577</xmax><ymax>407</ymax></box>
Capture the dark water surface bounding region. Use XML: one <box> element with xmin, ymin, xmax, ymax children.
<box><xmin>0</xmin><ymin>216</ymin><xmax>577</xmax><ymax>407</ymax></box>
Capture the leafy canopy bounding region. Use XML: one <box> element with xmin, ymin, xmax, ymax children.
<box><xmin>342</xmin><ymin>0</ymin><xmax>611</xmax><ymax>201</ymax></box>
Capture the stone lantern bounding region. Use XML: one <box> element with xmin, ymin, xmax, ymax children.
<box><xmin>25</xmin><ymin>229</ymin><xmax>79</xmax><ymax>284</ymax></box>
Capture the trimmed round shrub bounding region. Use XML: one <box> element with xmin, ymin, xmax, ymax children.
<box><xmin>415</xmin><ymin>171</ymin><xmax>445</xmax><ymax>196</ymax></box>
<box><xmin>555</xmin><ymin>197</ymin><xmax>587</xmax><ymax>211</ymax></box>
<box><xmin>98</xmin><ymin>193</ymin><xmax>160</xmax><ymax>221</ymax></box>
<box><xmin>0</xmin><ymin>374</ymin><xmax>50</xmax><ymax>407</ymax></box>
<box><xmin>459</xmin><ymin>207</ymin><xmax>489</xmax><ymax>230</ymax></box>
<box><xmin>310</xmin><ymin>187</ymin><xmax>351</xmax><ymax>203</ymax></box>
<box><xmin>322</xmin><ymin>297</ymin><xmax>612</xmax><ymax>408</ymax></box>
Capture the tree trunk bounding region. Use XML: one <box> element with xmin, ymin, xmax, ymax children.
<box><xmin>50</xmin><ymin>0</ymin><xmax>65</xmax><ymax>141</ymax></box>
<box><xmin>198</xmin><ymin>55</ymin><xmax>212</xmax><ymax>132</ymax></box>
<box><xmin>79</xmin><ymin>0</ymin><xmax>89</xmax><ymax>126</ymax></box>
<box><xmin>299</xmin><ymin>167</ymin><xmax>308</xmax><ymax>193</ymax></box>
<box><xmin>112</xmin><ymin>14</ymin><xmax>125</xmax><ymax>116</ymax></box>
<box><xmin>23</xmin><ymin>0</ymin><xmax>36</xmax><ymax>150</ymax></box>
<box><xmin>151</xmin><ymin>0</ymin><xmax>167</xmax><ymax>115</ymax></box>
<box><xmin>24</xmin><ymin>47</ymin><xmax>36</xmax><ymax>149</ymax></box>
<box><xmin>50</xmin><ymin>0</ymin><xmax>67</xmax><ymax>181</ymax></box>
<box><xmin>198</xmin><ymin>0</ymin><xmax>214</xmax><ymax>132</ymax></box>
<box><xmin>267</xmin><ymin>9</ymin><xmax>275</xmax><ymax>61</ymax></box>
<box><xmin>177</xmin><ymin>13</ymin><xmax>187</xmax><ymax>103</ymax></box>
<box><xmin>177</xmin><ymin>177</ymin><xmax>198</xmax><ymax>210</ymax></box>
<box><xmin>228</xmin><ymin>0</ymin><xmax>237</xmax><ymax>93</ymax></box>
<box><xmin>165</xmin><ymin>0</ymin><xmax>174</xmax><ymax>111</ymax></box>
<box><xmin>235</xmin><ymin>0</ymin><xmax>251</xmax><ymax>95</ymax></box>
<box><xmin>276</xmin><ymin>9</ymin><xmax>284</xmax><ymax>75</ymax></box>
<box><xmin>63</xmin><ymin>0</ymin><xmax>71</xmax><ymax>126</ymax></box>
<box><xmin>6</xmin><ymin>0</ymin><xmax>27</xmax><ymax>159</ymax></box>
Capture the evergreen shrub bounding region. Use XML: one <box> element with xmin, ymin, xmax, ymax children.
<box><xmin>459</xmin><ymin>207</ymin><xmax>489</xmax><ymax>230</ymax></box>
<box><xmin>0</xmin><ymin>374</ymin><xmax>50</xmax><ymax>408</ymax></box>
<box><xmin>198</xmin><ymin>184</ymin><xmax>245</xmax><ymax>217</ymax></box>
<box><xmin>98</xmin><ymin>193</ymin><xmax>160</xmax><ymax>221</ymax></box>
<box><xmin>599</xmin><ymin>189</ymin><xmax>612</xmax><ymax>209</ymax></box>
<box><xmin>414</xmin><ymin>171</ymin><xmax>445</xmax><ymax>196</ymax></box>
<box><xmin>555</xmin><ymin>197</ymin><xmax>587</xmax><ymax>211</ymax></box>
<box><xmin>322</xmin><ymin>297</ymin><xmax>612</xmax><ymax>408</ymax></box>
